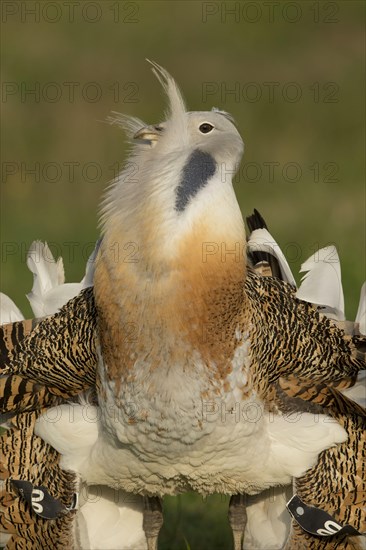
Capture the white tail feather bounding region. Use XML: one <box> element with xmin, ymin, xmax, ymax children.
<box><xmin>296</xmin><ymin>246</ymin><xmax>345</xmax><ymax>320</ymax></box>
<box><xmin>244</xmin><ymin>485</ymin><xmax>292</xmax><ymax>549</ymax></box>
<box><xmin>268</xmin><ymin>412</ymin><xmax>347</xmax><ymax>481</ymax></box>
<box><xmin>80</xmin><ymin>240</ymin><xmax>100</xmax><ymax>289</ymax></box>
<box><xmin>247</xmin><ymin>228</ymin><xmax>296</xmax><ymax>286</ymax></box>
<box><xmin>0</xmin><ymin>292</ymin><xmax>24</xmax><ymax>324</ymax></box>
<box><xmin>77</xmin><ymin>486</ymin><xmax>145</xmax><ymax>549</ymax></box>
<box><xmin>341</xmin><ymin>282</ymin><xmax>366</xmax><ymax>407</ymax></box>
<box><xmin>26</xmin><ymin>241</ymin><xmax>65</xmax><ymax>316</ymax></box>
<box><xmin>35</xmin><ymin>403</ymin><xmax>99</xmax><ymax>473</ymax></box>
<box><xmin>26</xmin><ymin>241</ymin><xmax>97</xmax><ymax>317</ymax></box>
<box><xmin>355</xmin><ymin>282</ymin><xmax>366</xmax><ymax>335</ymax></box>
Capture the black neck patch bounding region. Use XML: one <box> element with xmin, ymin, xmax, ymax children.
<box><xmin>175</xmin><ymin>149</ymin><xmax>216</xmax><ymax>212</ymax></box>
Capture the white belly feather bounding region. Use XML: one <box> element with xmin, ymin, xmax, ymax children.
<box><xmin>35</xmin><ymin>337</ymin><xmax>347</xmax><ymax>497</ymax></box>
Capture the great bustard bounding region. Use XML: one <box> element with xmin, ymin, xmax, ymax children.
<box><xmin>1</xmin><ymin>62</ymin><xmax>365</xmax><ymax>550</ymax></box>
<box><xmin>34</xmin><ymin>63</ymin><xmax>365</xmax><ymax>549</ymax></box>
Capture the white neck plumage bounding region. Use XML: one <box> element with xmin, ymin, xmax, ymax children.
<box><xmin>94</xmin><ymin>169</ymin><xmax>247</xmax><ymax>392</ymax></box>
<box><xmin>99</xmin><ymin>165</ymin><xmax>246</xmax><ymax>280</ymax></box>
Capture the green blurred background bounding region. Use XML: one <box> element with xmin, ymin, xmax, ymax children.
<box><xmin>1</xmin><ymin>1</ymin><xmax>365</xmax><ymax>548</ymax></box>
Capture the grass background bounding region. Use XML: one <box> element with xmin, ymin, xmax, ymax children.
<box><xmin>1</xmin><ymin>1</ymin><xmax>365</xmax><ymax>548</ymax></box>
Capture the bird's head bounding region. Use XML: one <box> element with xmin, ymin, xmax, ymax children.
<box><xmin>100</xmin><ymin>61</ymin><xmax>245</xmax><ymax>274</ymax></box>
<box><xmin>133</xmin><ymin>109</ymin><xmax>243</xmax><ymax>168</ymax></box>
<box><xmin>130</xmin><ymin>61</ymin><xmax>243</xmax><ymax>170</ymax></box>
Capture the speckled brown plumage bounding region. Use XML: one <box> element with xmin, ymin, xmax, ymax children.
<box><xmin>246</xmin><ymin>209</ymin><xmax>365</xmax><ymax>549</ymax></box>
<box><xmin>0</xmin><ymin>288</ymin><xmax>97</xmax><ymax>548</ymax></box>
<box><xmin>244</xmin><ymin>272</ymin><xmax>364</xmax><ymax>399</ymax></box>
<box><xmin>277</xmin><ymin>377</ymin><xmax>366</xmax><ymax>549</ymax></box>
<box><xmin>0</xmin><ymin>287</ymin><xmax>98</xmax><ymax>418</ymax></box>
<box><xmin>0</xmin><ymin>412</ymin><xmax>78</xmax><ymax>549</ymax></box>
<box><xmin>245</xmin><ymin>208</ymin><xmax>363</xmax><ymax>396</ymax></box>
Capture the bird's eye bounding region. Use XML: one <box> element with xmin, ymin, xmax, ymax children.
<box><xmin>199</xmin><ymin>123</ymin><xmax>214</xmax><ymax>134</ymax></box>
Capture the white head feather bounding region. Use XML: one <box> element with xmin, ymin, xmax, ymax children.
<box><xmin>148</xmin><ymin>59</ymin><xmax>188</xmax><ymax>149</ymax></box>
<box><xmin>99</xmin><ymin>61</ymin><xmax>245</xmax><ymax>269</ymax></box>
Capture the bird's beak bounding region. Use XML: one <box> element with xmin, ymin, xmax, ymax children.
<box><xmin>133</xmin><ymin>125</ymin><xmax>163</xmax><ymax>144</ymax></box>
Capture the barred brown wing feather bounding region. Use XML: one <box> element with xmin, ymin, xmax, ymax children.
<box><xmin>278</xmin><ymin>377</ymin><xmax>366</xmax><ymax>548</ymax></box>
<box><xmin>0</xmin><ymin>288</ymin><xmax>98</xmax><ymax>417</ymax></box>
<box><xmin>0</xmin><ymin>411</ymin><xmax>78</xmax><ymax>549</ymax></box>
